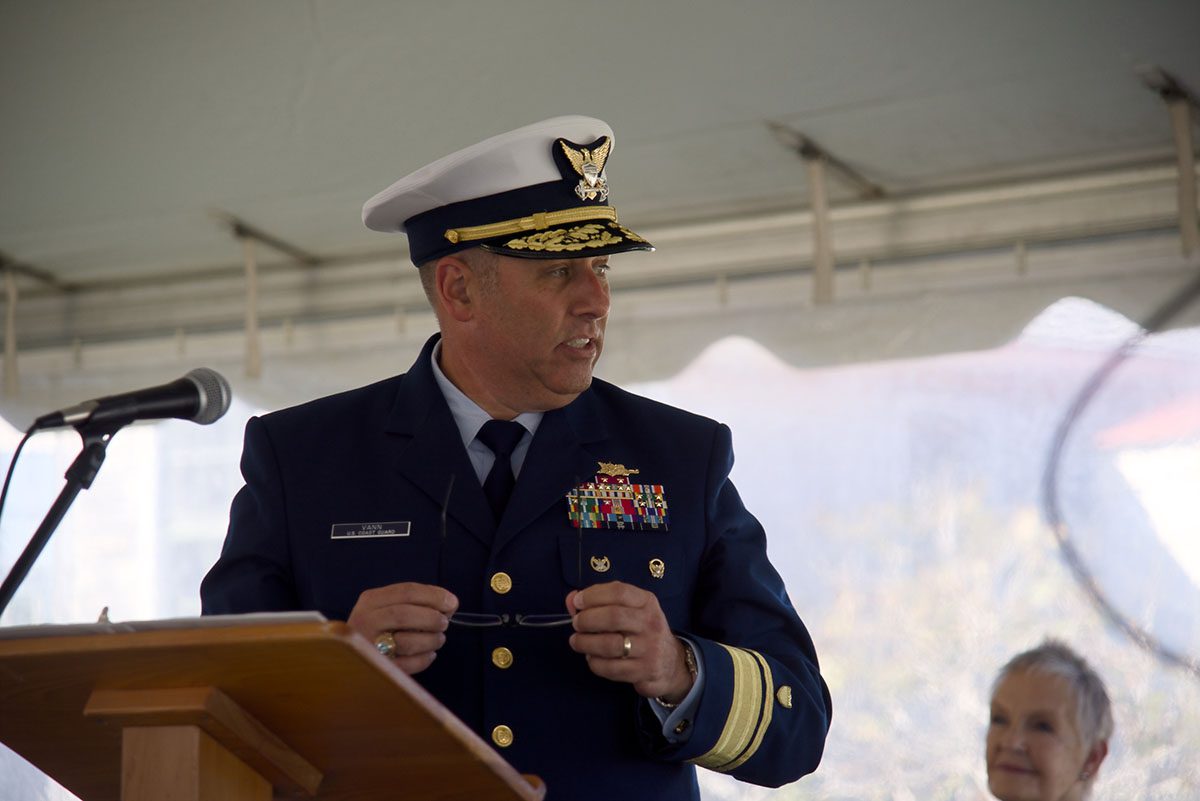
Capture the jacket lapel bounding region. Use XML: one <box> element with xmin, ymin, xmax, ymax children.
<box><xmin>387</xmin><ymin>335</ymin><xmax>495</xmax><ymax>548</ymax></box>
<box><xmin>494</xmin><ymin>388</ymin><xmax>610</xmax><ymax>553</ymax></box>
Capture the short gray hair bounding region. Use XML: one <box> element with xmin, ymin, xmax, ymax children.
<box><xmin>993</xmin><ymin>639</ymin><xmax>1114</xmax><ymax>747</ymax></box>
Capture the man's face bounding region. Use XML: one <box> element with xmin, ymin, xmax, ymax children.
<box><xmin>986</xmin><ymin>670</ymin><xmax>1091</xmax><ymax>801</ymax></box>
<box><xmin>465</xmin><ymin>253</ymin><xmax>611</xmax><ymax>415</ymax></box>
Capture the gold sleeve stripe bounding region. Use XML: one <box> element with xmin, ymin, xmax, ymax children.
<box><xmin>690</xmin><ymin>645</ymin><xmax>776</xmax><ymax>771</ymax></box>
<box><xmin>689</xmin><ymin>645</ymin><xmax>758</xmax><ymax>769</ymax></box>
<box><xmin>718</xmin><ymin>649</ymin><xmax>775</xmax><ymax>772</ymax></box>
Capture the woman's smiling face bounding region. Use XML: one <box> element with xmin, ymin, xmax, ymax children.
<box><xmin>986</xmin><ymin>669</ymin><xmax>1093</xmax><ymax>801</ymax></box>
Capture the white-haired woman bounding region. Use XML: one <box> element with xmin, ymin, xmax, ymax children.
<box><xmin>986</xmin><ymin>640</ymin><xmax>1112</xmax><ymax>801</ymax></box>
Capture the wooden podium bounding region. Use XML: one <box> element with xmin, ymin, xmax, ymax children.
<box><xmin>0</xmin><ymin>615</ymin><xmax>545</xmax><ymax>801</ymax></box>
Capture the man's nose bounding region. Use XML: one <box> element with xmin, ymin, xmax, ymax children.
<box><xmin>573</xmin><ymin>265</ymin><xmax>610</xmax><ymax>319</ymax></box>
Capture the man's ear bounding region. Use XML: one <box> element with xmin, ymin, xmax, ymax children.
<box><xmin>435</xmin><ymin>255</ymin><xmax>474</xmax><ymax>322</ymax></box>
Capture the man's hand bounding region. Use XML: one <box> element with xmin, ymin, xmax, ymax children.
<box><xmin>566</xmin><ymin>581</ymin><xmax>694</xmax><ymax>703</ymax></box>
<box><xmin>348</xmin><ymin>582</ymin><xmax>458</xmax><ymax>675</ymax></box>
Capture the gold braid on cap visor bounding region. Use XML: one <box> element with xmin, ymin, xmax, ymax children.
<box><xmin>443</xmin><ymin>206</ymin><xmax>619</xmax><ymax>244</ymax></box>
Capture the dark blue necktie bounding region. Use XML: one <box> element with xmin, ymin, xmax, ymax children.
<box><xmin>477</xmin><ymin>420</ymin><xmax>526</xmax><ymax>520</ymax></box>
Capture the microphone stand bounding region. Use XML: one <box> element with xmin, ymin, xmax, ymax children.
<box><xmin>0</xmin><ymin>423</ymin><xmax>120</xmax><ymax>618</ymax></box>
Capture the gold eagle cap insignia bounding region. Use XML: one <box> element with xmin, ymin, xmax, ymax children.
<box><xmin>597</xmin><ymin>461</ymin><xmax>640</xmax><ymax>477</ymax></box>
<box><xmin>560</xmin><ymin>137</ymin><xmax>612</xmax><ymax>201</ymax></box>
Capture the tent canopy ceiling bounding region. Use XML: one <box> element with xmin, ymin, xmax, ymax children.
<box><xmin>1</xmin><ymin>1</ymin><xmax>1199</xmax><ymax>431</ymax></box>
<box><xmin>1</xmin><ymin>0</ymin><xmax>1198</xmax><ymax>285</ymax></box>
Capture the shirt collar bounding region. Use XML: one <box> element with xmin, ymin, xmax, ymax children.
<box><xmin>430</xmin><ymin>340</ymin><xmax>542</xmax><ymax>448</ymax></box>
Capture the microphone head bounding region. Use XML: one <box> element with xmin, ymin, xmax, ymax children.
<box><xmin>184</xmin><ymin>368</ymin><xmax>232</xmax><ymax>425</ymax></box>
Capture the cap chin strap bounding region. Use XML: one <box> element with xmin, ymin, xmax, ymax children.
<box><xmin>444</xmin><ymin>205</ymin><xmax>618</xmax><ymax>244</ymax></box>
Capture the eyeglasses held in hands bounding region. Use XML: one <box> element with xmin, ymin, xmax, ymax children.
<box><xmin>437</xmin><ymin>473</ymin><xmax>578</xmax><ymax>629</ymax></box>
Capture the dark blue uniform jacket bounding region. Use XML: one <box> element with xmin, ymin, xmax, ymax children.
<box><xmin>202</xmin><ymin>335</ymin><xmax>831</xmax><ymax>800</ymax></box>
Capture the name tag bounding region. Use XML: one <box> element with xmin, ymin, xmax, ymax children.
<box><xmin>330</xmin><ymin>521</ymin><xmax>411</xmax><ymax>540</ymax></box>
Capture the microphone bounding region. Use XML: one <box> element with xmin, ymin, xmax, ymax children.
<box><xmin>31</xmin><ymin>368</ymin><xmax>232</xmax><ymax>432</ymax></box>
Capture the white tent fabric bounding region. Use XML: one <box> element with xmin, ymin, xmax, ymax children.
<box><xmin>4</xmin><ymin>165</ymin><xmax>1197</xmax><ymax>429</ymax></box>
<box><xmin>3</xmin><ymin>1</ymin><xmax>1197</xmax><ymax>284</ymax></box>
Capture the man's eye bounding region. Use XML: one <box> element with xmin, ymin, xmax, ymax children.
<box><xmin>594</xmin><ymin>263</ymin><xmax>611</xmax><ymax>277</ymax></box>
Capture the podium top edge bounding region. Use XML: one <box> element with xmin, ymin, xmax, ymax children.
<box><xmin>0</xmin><ymin>611</ymin><xmax>328</xmax><ymax>639</ymax></box>
<box><xmin>0</xmin><ymin>612</ymin><xmax>351</xmax><ymax>652</ymax></box>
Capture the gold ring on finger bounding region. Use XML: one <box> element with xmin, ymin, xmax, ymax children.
<box><xmin>622</xmin><ymin>634</ymin><xmax>632</xmax><ymax>659</ymax></box>
<box><xmin>375</xmin><ymin>631</ymin><xmax>397</xmax><ymax>658</ymax></box>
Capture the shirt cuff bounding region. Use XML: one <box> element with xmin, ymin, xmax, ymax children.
<box><xmin>649</xmin><ymin>637</ymin><xmax>706</xmax><ymax>743</ymax></box>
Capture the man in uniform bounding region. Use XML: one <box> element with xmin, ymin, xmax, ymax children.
<box><xmin>201</xmin><ymin>116</ymin><xmax>831</xmax><ymax>800</ymax></box>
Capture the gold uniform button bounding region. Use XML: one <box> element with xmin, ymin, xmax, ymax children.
<box><xmin>589</xmin><ymin>555</ymin><xmax>611</xmax><ymax>573</ymax></box>
<box><xmin>777</xmin><ymin>685</ymin><xmax>793</xmax><ymax>709</ymax></box>
<box><xmin>492</xmin><ymin>725</ymin><xmax>514</xmax><ymax>748</ymax></box>
<box><xmin>492</xmin><ymin>647</ymin><xmax>514</xmax><ymax>669</ymax></box>
<box><xmin>490</xmin><ymin>572</ymin><xmax>512</xmax><ymax>594</ymax></box>
<box><xmin>649</xmin><ymin>558</ymin><xmax>665</xmax><ymax>579</ymax></box>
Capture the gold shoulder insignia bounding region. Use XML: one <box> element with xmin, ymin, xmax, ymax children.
<box><xmin>597</xmin><ymin>461</ymin><xmax>640</xmax><ymax>477</ymax></box>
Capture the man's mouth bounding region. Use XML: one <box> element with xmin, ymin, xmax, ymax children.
<box><xmin>564</xmin><ymin>338</ymin><xmax>593</xmax><ymax>349</ymax></box>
